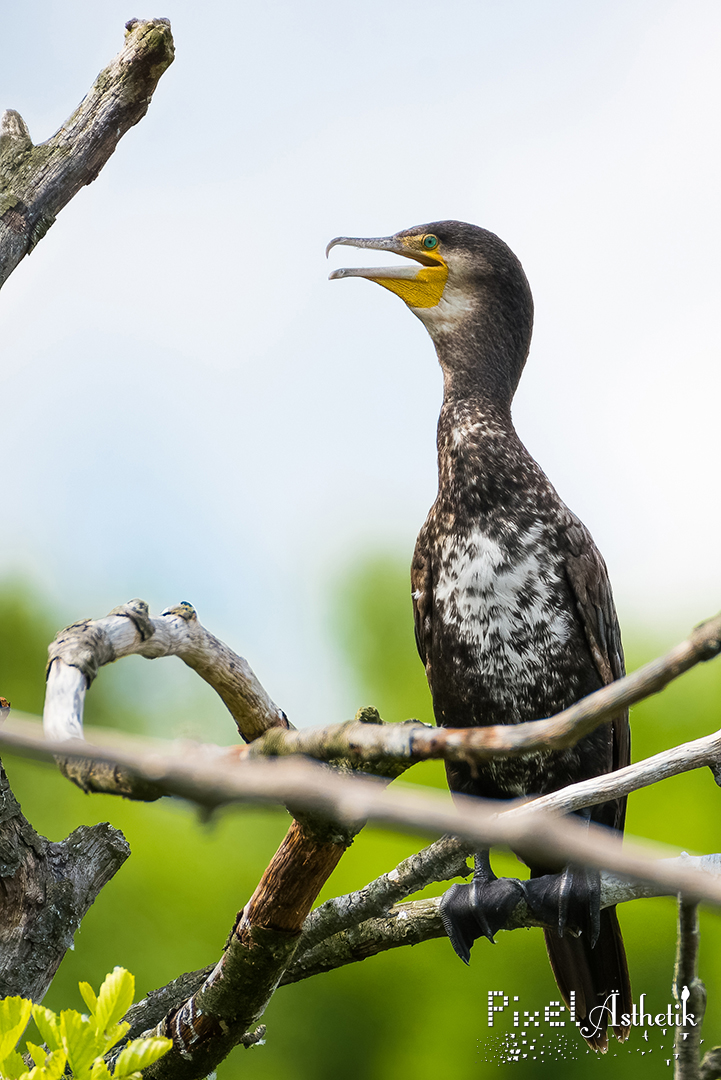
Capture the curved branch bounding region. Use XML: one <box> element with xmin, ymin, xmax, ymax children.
<box><xmin>0</xmin><ymin>19</ymin><xmax>174</xmax><ymax>288</ymax></box>
<box><xmin>44</xmin><ymin>599</ymin><xmax>290</xmax><ymax>797</ymax></box>
<box><xmin>41</xmin><ymin>605</ymin><xmax>721</xmax><ymax>801</ymax></box>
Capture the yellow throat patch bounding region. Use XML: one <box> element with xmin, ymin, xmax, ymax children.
<box><xmin>372</xmin><ymin>255</ymin><xmax>449</xmax><ymax>309</ymax></box>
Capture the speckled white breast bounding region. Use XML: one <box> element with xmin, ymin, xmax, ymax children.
<box><xmin>432</xmin><ymin>522</ymin><xmax>573</xmax><ymax>693</ymax></box>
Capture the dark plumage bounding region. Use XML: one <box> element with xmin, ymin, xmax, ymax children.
<box><xmin>328</xmin><ymin>220</ymin><xmax>631</xmax><ymax>1051</ymax></box>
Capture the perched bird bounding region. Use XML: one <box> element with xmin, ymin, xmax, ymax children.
<box><xmin>327</xmin><ymin>221</ymin><xmax>631</xmax><ymax>1051</ymax></box>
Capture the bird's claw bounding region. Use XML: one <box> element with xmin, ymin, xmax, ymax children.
<box><xmin>525</xmin><ymin>866</ymin><xmax>601</xmax><ymax>946</ymax></box>
<box><xmin>440</xmin><ymin>875</ymin><xmax>527</xmax><ymax>962</ymax></box>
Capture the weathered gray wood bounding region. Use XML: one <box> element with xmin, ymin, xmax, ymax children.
<box><xmin>4</xmin><ymin>716</ymin><xmax>721</xmax><ymax>907</ymax></box>
<box><xmin>44</xmin><ymin>600</ymin><xmax>290</xmax><ymax>797</ymax></box>
<box><xmin>0</xmin><ymin>19</ymin><xmax>174</xmax><ymax>289</ymax></box>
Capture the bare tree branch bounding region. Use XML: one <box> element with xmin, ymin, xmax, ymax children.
<box><xmin>0</xmin><ymin>20</ymin><xmax>175</xmax><ymax>288</ymax></box>
<box><xmin>298</xmin><ymin>834</ymin><xmax>472</xmax><ymax>952</ymax></box>
<box><xmin>45</xmin><ymin>600</ymin><xmax>288</xmax><ymax>742</ymax></box>
<box><xmin>502</xmin><ymin>728</ymin><xmax>721</xmax><ymax>820</ymax></box>
<box><xmin>674</xmin><ymin>899</ymin><xmax>706</xmax><ymax>1079</ymax></box>
<box><xmin>240</xmin><ymin>610</ymin><xmax>721</xmax><ymax>765</ymax></box>
<box><xmin>285</xmin><ymin>855</ymin><xmax>721</xmax><ymax>986</ymax></box>
<box><xmin>41</xmin><ymin>603</ymin><xmax>721</xmax><ymax>802</ymax></box>
<box><xmin>134</xmin><ymin>815</ymin><xmax>356</xmax><ymax>1080</ymax></box>
<box><xmin>3</xmin><ymin>717</ymin><xmax>721</xmax><ymax>907</ymax></box>
<box><xmin>702</xmin><ymin>1048</ymin><xmax>721</xmax><ymax>1080</ymax></box>
<box><xmin>121</xmin><ymin>835</ymin><xmax>472</xmax><ymax>1040</ymax></box>
<box><xmin>0</xmin><ymin>759</ymin><xmax>129</xmax><ymax>1001</ymax></box>
<box><xmin>120</xmin><ymin>845</ymin><xmax>721</xmax><ymax>1038</ymax></box>
<box><xmin>28</xmin><ymin>601</ymin><xmax>721</xmax><ymax>1075</ymax></box>
<box><xmin>44</xmin><ymin>600</ymin><xmax>290</xmax><ymax>798</ymax></box>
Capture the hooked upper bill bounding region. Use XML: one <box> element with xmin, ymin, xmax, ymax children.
<box><xmin>326</xmin><ymin>231</ymin><xmax>449</xmax><ymax>309</ymax></box>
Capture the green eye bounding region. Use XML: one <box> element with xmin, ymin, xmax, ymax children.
<box><xmin>423</xmin><ymin>234</ymin><xmax>439</xmax><ymax>250</ymax></box>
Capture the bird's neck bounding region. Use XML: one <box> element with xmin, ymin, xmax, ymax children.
<box><xmin>430</xmin><ymin>314</ymin><xmax>529</xmax><ymax>409</ymax></box>
<box><xmin>435</xmin><ymin>393</ymin><xmax>535</xmax><ymax>513</ymax></box>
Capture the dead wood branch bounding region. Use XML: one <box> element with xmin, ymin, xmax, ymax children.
<box><xmin>284</xmin><ymin>854</ymin><xmax>721</xmax><ymax>987</ymax></box>
<box><xmin>0</xmin><ymin>759</ymin><xmax>129</xmax><ymax>1001</ymax></box>
<box><xmin>674</xmin><ymin>899</ymin><xmax>706</xmax><ymax>1078</ymax></box>
<box><xmin>137</xmin><ymin>818</ymin><xmax>352</xmax><ymax>1080</ymax></box>
<box><xmin>298</xmin><ymin>833</ymin><xmax>472</xmax><ymax>952</ymax></box>
<box><xmin>120</xmin><ymin>846</ymin><xmax>721</xmax><ymax>1036</ymax></box>
<box><xmin>501</xmin><ymin>728</ymin><xmax>721</xmax><ymax>820</ymax></box>
<box><xmin>240</xmin><ymin>610</ymin><xmax>721</xmax><ymax>766</ymax></box>
<box><xmin>42</xmin><ymin>604</ymin><xmax>721</xmax><ymax>802</ymax></box>
<box><xmin>30</xmin><ymin>603</ymin><xmax>721</xmax><ymax>1075</ymax></box>
<box><xmin>0</xmin><ymin>19</ymin><xmax>174</xmax><ymax>288</ymax></box>
<box><xmin>121</xmin><ymin>835</ymin><xmax>472</xmax><ymax>1040</ymax></box>
<box><xmin>44</xmin><ymin>600</ymin><xmax>290</xmax><ymax>798</ymax></box>
<box><xmin>3</xmin><ymin>718</ymin><xmax>721</xmax><ymax>907</ymax></box>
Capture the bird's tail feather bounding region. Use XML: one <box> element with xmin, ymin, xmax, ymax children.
<box><xmin>544</xmin><ymin>906</ymin><xmax>631</xmax><ymax>1053</ymax></box>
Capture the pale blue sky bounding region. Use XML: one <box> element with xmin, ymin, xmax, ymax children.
<box><xmin>1</xmin><ymin>0</ymin><xmax>719</xmax><ymax>728</ymax></box>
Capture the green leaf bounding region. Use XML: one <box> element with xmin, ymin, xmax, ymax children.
<box><xmin>113</xmin><ymin>1036</ymin><xmax>172</xmax><ymax>1077</ymax></box>
<box><xmin>78</xmin><ymin>982</ymin><xmax>98</xmax><ymax>1018</ymax></box>
<box><xmin>0</xmin><ymin>996</ymin><xmax>32</xmax><ymax>1059</ymax></box>
<box><xmin>89</xmin><ymin>1058</ymin><xmax>113</xmax><ymax>1080</ymax></box>
<box><xmin>25</xmin><ymin>1042</ymin><xmax>48</xmax><ymax>1069</ymax></box>
<box><xmin>31</xmin><ymin>1048</ymin><xmax>69</xmax><ymax>1080</ymax></box>
<box><xmin>93</xmin><ymin>969</ymin><xmax>134</xmax><ymax>1037</ymax></box>
<box><xmin>59</xmin><ymin>1009</ymin><xmax>100</xmax><ymax>1079</ymax></box>
<box><xmin>31</xmin><ymin>1007</ymin><xmax>62</xmax><ymax>1053</ymax></box>
<box><xmin>0</xmin><ymin>1047</ymin><xmax>30</xmax><ymax>1080</ymax></box>
<box><xmin>99</xmin><ymin>1021</ymin><xmax>129</xmax><ymax>1055</ymax></box>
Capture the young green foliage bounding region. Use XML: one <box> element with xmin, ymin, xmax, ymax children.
<box><xmin>0</xmin><ymin>968</ymin><xmax>171</xmax><ymax>1080</ymax></box>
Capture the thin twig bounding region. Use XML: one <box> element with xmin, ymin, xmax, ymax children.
<box><xmin>674</xmin><ymin>898</ymin><xmax>706</xmax><ymax>1079</ymax></box>
<box><xmin>503</xmin><ymin>729</ymin><xmax>721</xmax><ymax>819</ymax></box>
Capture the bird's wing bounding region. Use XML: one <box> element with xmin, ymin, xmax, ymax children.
<box><xmin>411</xmin><ymin>523</ymin><xmax>433</xmax><ymax>679</ymax></box>
<box><xmin>562</xmin><ymin>513</ymin><xmax>630</xmax><ymax>820</ymax></box>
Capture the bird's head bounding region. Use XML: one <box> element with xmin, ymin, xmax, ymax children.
<box><xmin>327</xmin><ymin>220</ymin><xmax>534</xmax><ymax>402</ymax></box>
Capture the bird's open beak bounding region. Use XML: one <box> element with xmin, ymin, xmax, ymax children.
<box><xmin>326</xmin><ymin>234</ymin><xmax>448</xmax><ymax>309</ymax></box>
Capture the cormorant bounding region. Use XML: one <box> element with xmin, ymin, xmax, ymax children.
<box><xmin>327</xmin><ymin>221</ymin><xmax>631</xmax><ymax>1051</ymax></box>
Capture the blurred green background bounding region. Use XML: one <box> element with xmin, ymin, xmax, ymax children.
<box><xmin>1</xmin><ymin>564</ymin><xmax>720</xmax><ymax>1078</ymax></box>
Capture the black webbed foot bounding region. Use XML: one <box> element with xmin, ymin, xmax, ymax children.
<box><xmin>440</xmin><ymin>852</ymin><xmax>526</xmax><ymax>964</ymax></box>
<box><xmin>523</xmin><ymin>805</ymin><xmax>602</xmax><ymax>946</ymax></box>
<box><xmin>524</xmin><ymin>864</ymin><xmax>601</xmax><ymax>946</ymax></box>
